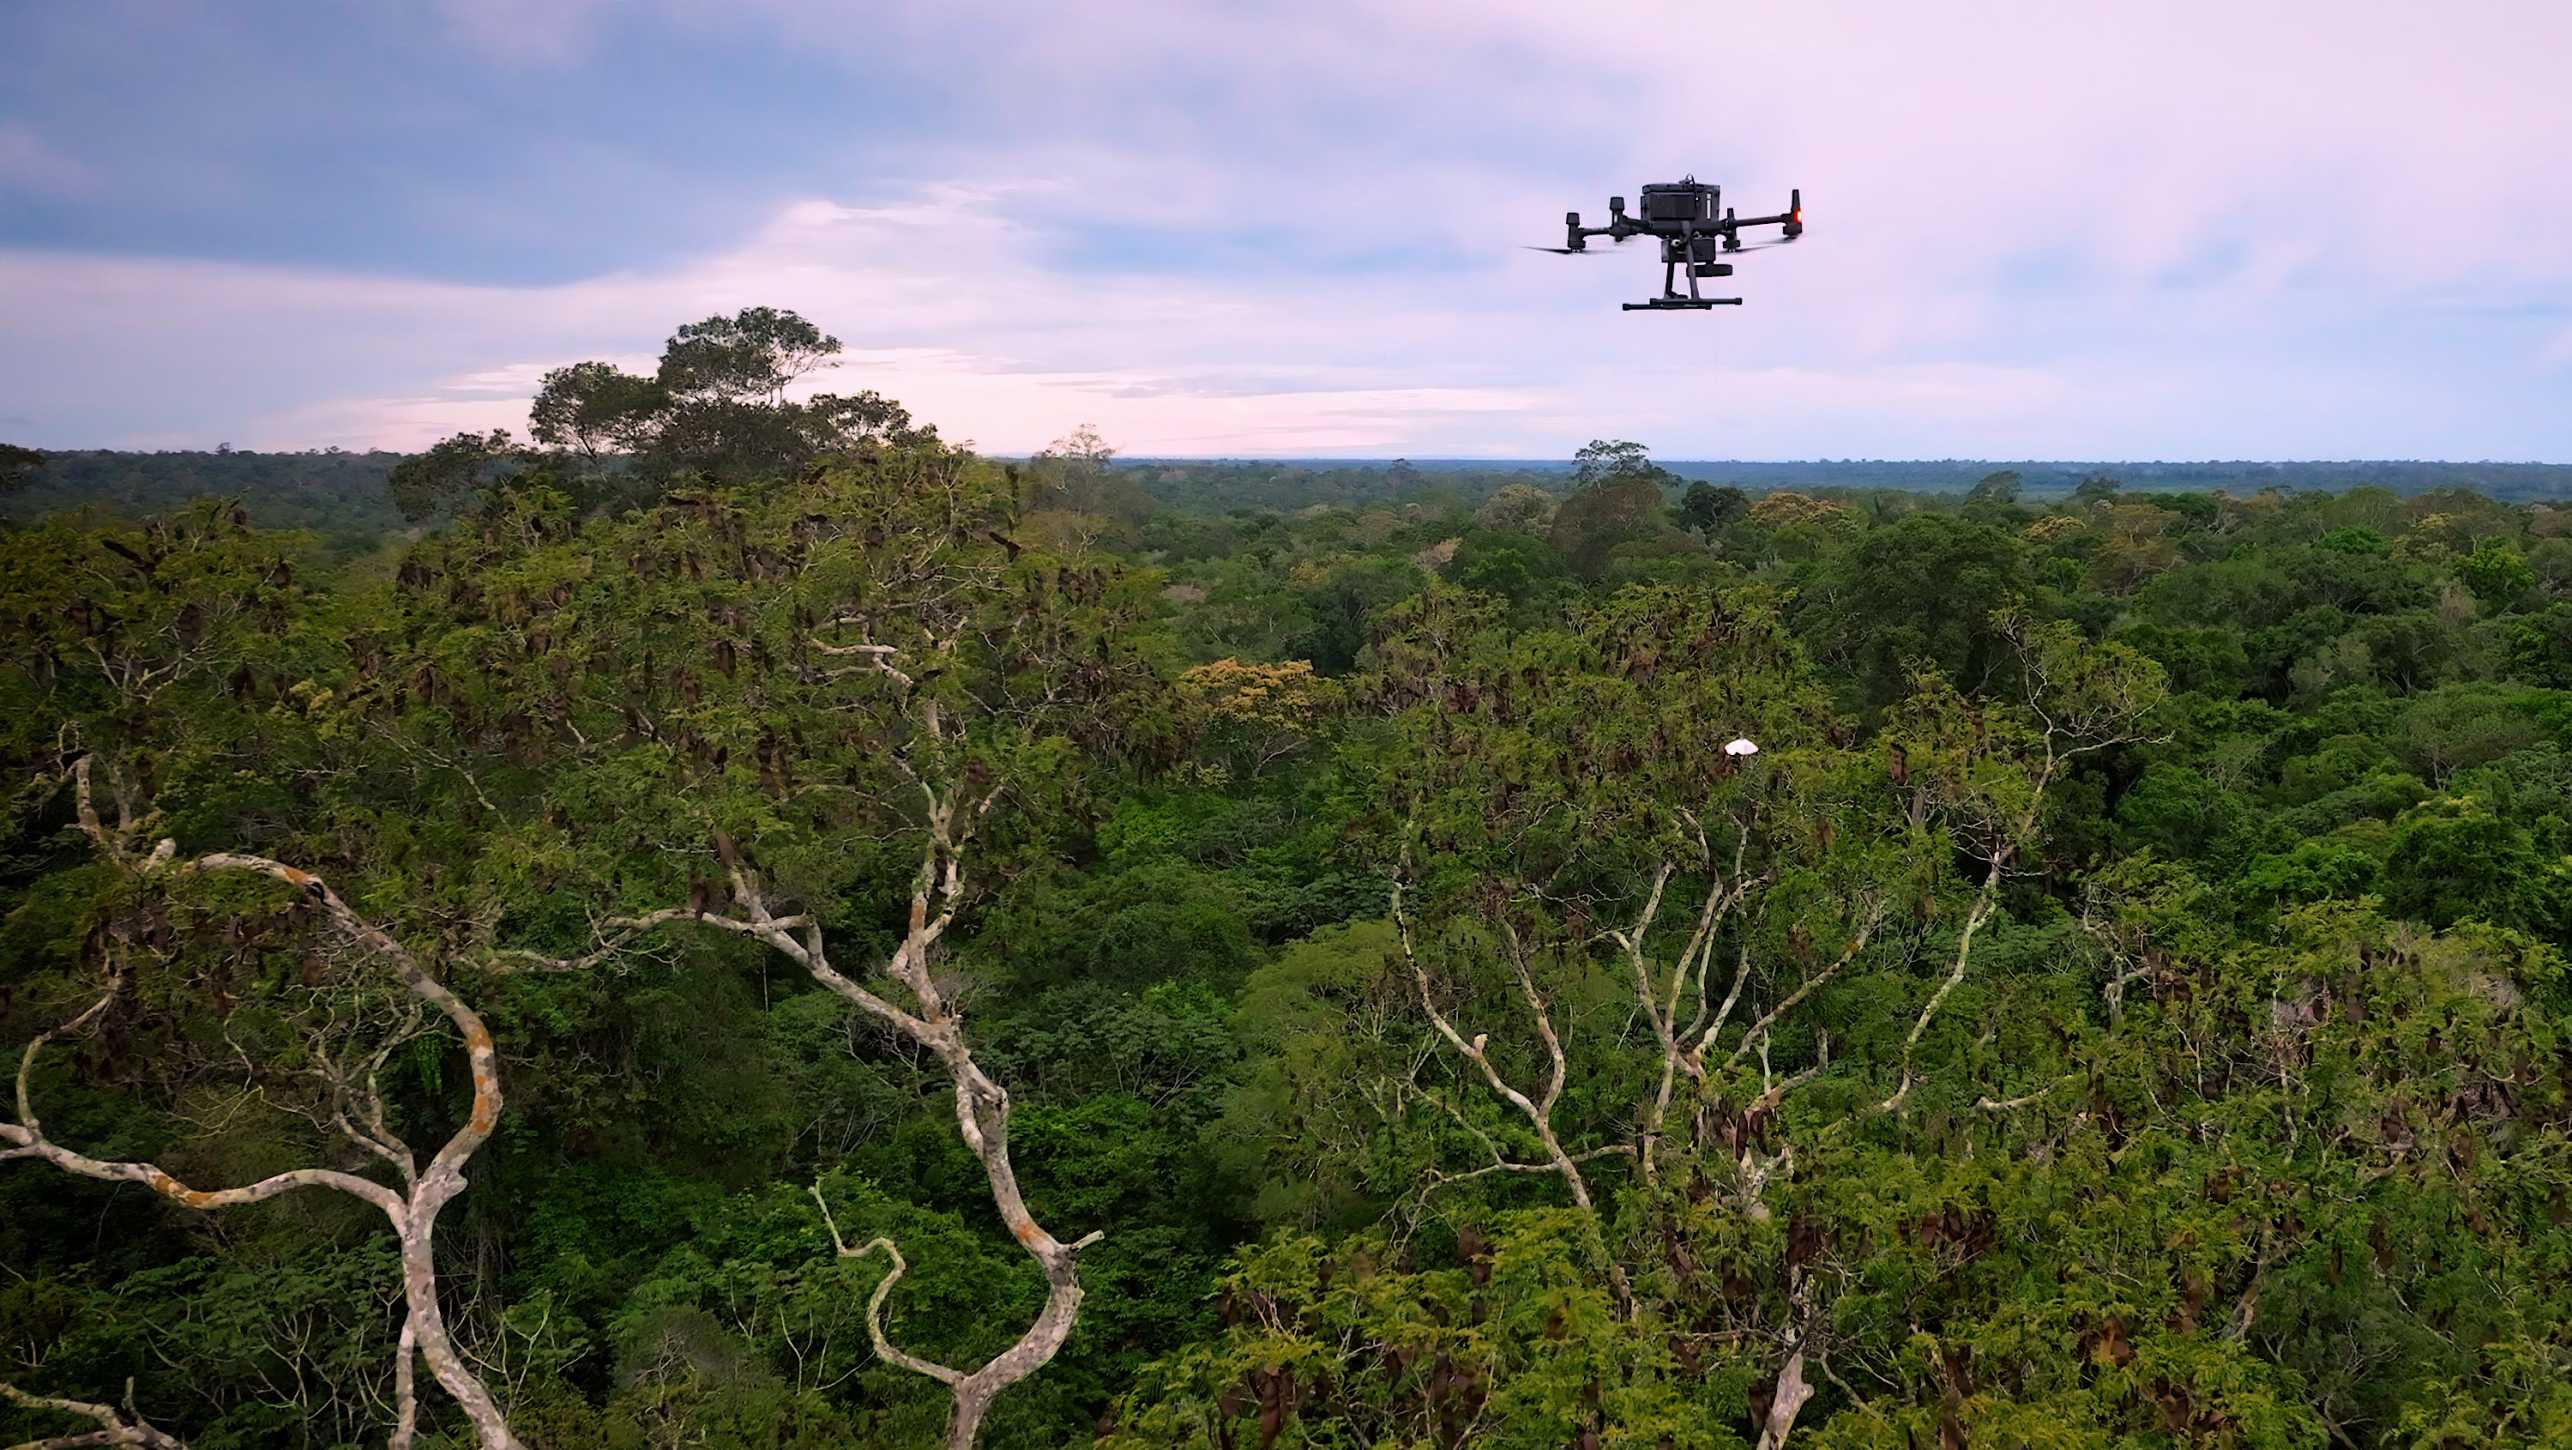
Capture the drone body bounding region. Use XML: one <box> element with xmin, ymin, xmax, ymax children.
<box><xmin>1534</xmin><ymin>177</ymin><xmax>1804</xmax><ymax>311</ymax></box>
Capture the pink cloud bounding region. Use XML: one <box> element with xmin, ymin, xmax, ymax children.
<box><xmin>0</xmin><ymin>182</ymin><xmax>2154</xmax><ymax>458</ymax></box>
<box><xmin>6</xmin><ymin>0</ymin><xmax>2569</xmax><ymax>458</ymax></box>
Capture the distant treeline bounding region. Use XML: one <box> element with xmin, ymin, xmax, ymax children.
<box><xmin>1117</xmin><ymin>456</ymin><xmax>2572</xmax><ymax>512</ymax></box>
<box><xmin>10</xmin><ymin>447</ymin><xmax>2572</xmax><ymax>543</ymax></box>
<box><xmin>1660</xmin><ymin>458</ymin><xmax>2572</xmax><ymax>498</ymax></box>
<box><xmin>0</xmin><ymin>448</ymin><xmax>409</xmax><ymax>544</ymax></box>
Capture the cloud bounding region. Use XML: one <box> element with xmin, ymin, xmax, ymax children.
<box><xmin>434</xmin><ymin>0</ymin><xmax>613</xmax><ymax>65</ymax></box>
<box><xmin>2</xmin><ymin>171</ymin><xmax>2564</xmax><ymax>460</ymax></box>
<box><xmin>719</xmin><ymin>0</ymin><xmax>2572</xmax><ymax>293</ymax></box>
<box><xmin>3</xmin><ymin>0</ymin><xmax>2569</xmax><ymax>458</ymax></box>
<box><xmin>0</xmin><ymin>122</ymin><xmax>94</xmax><ymax>197</ymax></box>
<box><xmin>0</xmin><ymin>181</ymin><xmax>2376</xmax><ymax>455</ymax></box>
<box><xmin>1</xmin><ymin>186</ymin><xmax>2108</xmax><ymax>456</ymax></box>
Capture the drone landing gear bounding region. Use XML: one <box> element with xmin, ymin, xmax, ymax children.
<box><xmin>1625</xmin><ymin>247</ymin><xmax>1740</xmax><ymax>311</ymax></box>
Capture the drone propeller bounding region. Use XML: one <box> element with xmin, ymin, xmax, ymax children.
<box><xmin>1527</xmin><ymin>230</ymin><xmax>1633</xmax><ymax>255</ymax></box>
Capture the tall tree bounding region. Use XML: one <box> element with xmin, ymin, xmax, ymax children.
<box><xmin>1550</xmin><ymin>441</ymin><xmax>1689</xmax><ymax>580</ymax></box>
<box><xmin>399</xmin><ymin>443</ymin><xmax>1167</xmax><ymax>1447</ymax></box>
<box><xmin>1026</xmin><ymin>424</ymin><xmax>1156</xmax><ymax>534</ymax></box>
<box><xmin>527</xmin><ymin>360</ymin><xmax>666</xmax><ymax>460</ymax></box>
<box><xmin>2072</xmin><ymin>471</ymin><xmax>2124</xmax><ymax>504</ymax></box>
<box><xmin>1677</xmin><ymin>480</ymin><xmax>1749</xmax><ymax>539</ymax></box>
<box><xmin>1363</xmin><ymin>590</ymin><xmax>2158</xmax><ymax>1445</ymax></box>
<box><xmin>400</xmin><ymin>308</ymin><xmax>934</xmax><ymax>521</ymax></box>
<box><xmin>387</xmin><ymin>428</ymin><xmax>529</xmax><ymax>522</ymax></box>
<box><xmin>1966</xmin><ymin>468</ymin><xmax>2023</xmax><ymax>504</ymax></box>
<box><xmin>1570</xmin><ymin>439</ymin><xmax>1664</xmax><ymax>490</ymax></box>
<box><xmin>5</xmin><ymin>773</ymin><xmax>528</xmax><ymax>1448</ymax></box>
<box><xmin>0</xmin><ymin>506</ymin><xmax>529</xmax><ymax>1446</ymax></box>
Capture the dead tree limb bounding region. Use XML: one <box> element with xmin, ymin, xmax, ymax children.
<box><xmin>1878</xmin><ymin>617</ymin><xmax>2163</xmax><ymax>1113</ymax></box>
<box><xmin>0</xmin><ymin>1379</ymin><xmax>188</xmax><ymax>1449</ymax></box>
<box><xmin>522</xmin><ymin>631</ymin><xmax>1098</xmax><ymax>1449</ymax></box>
<box><xmin>1391</xmin><ymin>866</ymin><xmax>1634</xmax><ymax>1316</ymax></box>
<box><xmin>1</xmin><ymin>757</ymin><xmax>526</xmax><ymax>1450</ymax></box>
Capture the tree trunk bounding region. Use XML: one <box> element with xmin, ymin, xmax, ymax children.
<box><xmin>1754</xmin><ymin>1349</ymin><xmax>1812</xmax><ymax>1450</ymax></box>
<box><xmin>395</xmin><ymin>1194</ymin><xmax>524</xmax><ymax>1450</ymax></box>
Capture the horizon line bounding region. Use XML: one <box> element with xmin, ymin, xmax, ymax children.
<box><xmin>21</xmin><ymin>446</ymin><xmax>2572</xmax><ymax>469</ymax></box>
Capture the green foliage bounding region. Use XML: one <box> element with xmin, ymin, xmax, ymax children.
<box><xmin>2382</xmin><ymin>798</ymin><xmax>2572</xmax><ymax>934</ymax></box>
<box><xmin>1287</xmin><ymin>556</ymin><xmax>1426</xmax><ymax>674</ymax></box>
<box><xmin>14</xmin><ymin>440</ymin><xmax>2572</xmax><ymax>1449</ymax></box>
<box><xmin>2111</xmin><ymin>619</ymin><xmax>2252</xmax><ymax>697</ymax></box>
<box><xmin>1104</xmin><ymin>1216</ymin><xmax>1724</xmax><ymax>1449</ymax></box>
<box><xmin>0</xmin><ymin>447</ymin><xmax>407</xmax><ymax>545</ymax></box>
<box><xmin>1677</xmin><ymin>481</ymin><xmax>1749</xmax><ymax>538</ymax></box>
<box><xmin>1570</xmin><ymin>439</ymin><xmax>1664</xmax><ymax>490</ymax></box>
<box><xmin>388</xmin><ymin>427</ymin><xmax>532</xmax><ymax>522</ymax></box>
<box><xmin>2318</xmin><ymin>525</ymin><xmax>2391</xmax><ymax>556</ymax></box>
<box><xmin>1550</xmin><ymin>475</ymin><xmax>1678</xmax><ymax>582</ymax></box>
<box><xmin>1800</xmin><ymin>513</ymin><xmax>2032</xmax><ymax>710</ymax></box>
<box><xmin>0</xmin><ymin>441</ymin><xmax>43</xmax><ymax>494</ymax></box>
<box><xmin>1025</xmin><ymin>424</ymin><xmax>1159</xmax><ymax>539</ymax></box>
<box><xmin>530</xmin><ymin>360</ymin><xmax>668</xmax><ymax>459</ymax></box>
<box><xmin>400</xmin><ymin>308</ymin><xmax>936</xmax><ymax>525</ymax></box>
<box><xmin>2459</xmin><ymin>539</ymin><xmax>2538</xmax><ymax>609</ymax></box>
<box><xmin>1473</xmin><ymin>482</ymin><xmax>1559</xmax><ymax>534</ymax></box>
<box><xmin>1444</xmin><ymin>527</ymin><xmax>1576</xmax><ymax>620</ymax></box>
<box><xmin>1212</xmin><ymin>921</ymin><xmax>1411</xmax><ymax>1231</ymax></box>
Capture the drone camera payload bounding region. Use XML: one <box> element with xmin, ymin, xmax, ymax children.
<box><xmin>1637</xmin><ymin>181</ymin><xmax>1716</xmax><ymax>224</ymax></box>
<box><xmin>1531</xmin><ymin>176</ymin><xmax>1805</xmax><ymax>311</ymax></box>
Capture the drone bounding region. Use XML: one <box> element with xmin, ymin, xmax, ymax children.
<box><xmin>1531</xmin><ymin>177</ymin><xmax>1803</xmax><ymax>311</ymax></box>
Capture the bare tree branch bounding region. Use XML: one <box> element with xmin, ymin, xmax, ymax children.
<box><xmin>555</xmin><ymin>757</ymin><xmax>1095</xmax><ymax>1447</ymax></box>
<box><xmin>10</xmin><ymin>766</ymin><xmax>529</xmax><ymax>1450</ymax></box>
<box><xmin>0</xmin><ymin>1379</ymin><xmax>187</xmax><ymax>1449</ymax></box>
<box><xmin>1391</xmin><ymin>865</ymin><xmax>1634</xmax><ymax>1316</ymax></box>
<box><xmin>808</xmin><ymin>1184</ymin><xmax>965</xmax><ymax>1388</ymax></box>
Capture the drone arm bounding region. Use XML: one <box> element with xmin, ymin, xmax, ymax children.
<box><xmin>1724</xmin><ymin>189</ymin><xmax>1804</xmax><ymax>239</ymax></box>
<box><xmin>1565</xmin><ymin>219</ymin><xmax>1643</xmax><ymax>248</ymax></box>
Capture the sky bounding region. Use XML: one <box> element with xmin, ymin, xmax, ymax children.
<box><xmin>3</xmin><ymin>0</ymin><xmax>2569</xmax><ymax>460</ymax></box>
